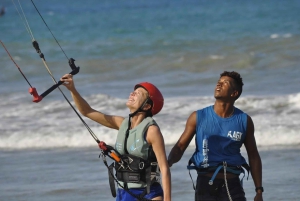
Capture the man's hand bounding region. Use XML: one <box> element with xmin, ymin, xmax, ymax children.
<box><xmin>254</xmin><ymin>192</ymin><xmax>263</xmax><ymax>201</ymax></box>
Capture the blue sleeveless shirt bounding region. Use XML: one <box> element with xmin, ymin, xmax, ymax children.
<box><xmin>189</xmin><ymin>105</ymin><xmax>248</xmax><ymax>169</ymax></box>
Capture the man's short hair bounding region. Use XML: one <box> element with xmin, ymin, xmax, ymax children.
<box><xmin>220</xmin><ymin>71</ymin><xmax>244</xmax><ymax>99</ymax></box>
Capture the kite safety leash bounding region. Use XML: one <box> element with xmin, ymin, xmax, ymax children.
<box><xmin>223</xmin><ymin>162</ymin><xmax>233</xmax><ymax>201</ymax></box>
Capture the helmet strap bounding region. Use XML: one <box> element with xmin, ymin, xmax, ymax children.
<box><xmin>129</xmin><ymin>97</ymin><xmax>150</xmax><ymax>118</ymax></box>
<box><xmin>124</xmin><ymin>98</ymin><xmax>149</xmax><ymax>154</ymax></box>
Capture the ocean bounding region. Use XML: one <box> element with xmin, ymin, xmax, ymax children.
<box><xmin>0</xmin><ymin>0</ymin><xmax>300</xmax><ymax>200</ymax></box>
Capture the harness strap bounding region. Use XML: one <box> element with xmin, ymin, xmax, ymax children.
<box><xmin>187</xmin><ymin>162</ymin><xmax>247</xmax><ymax>190</ymax></box>
<box><xmin>188</xmin><ymin>169</ymin><xmax>196</xmax><ymax>190</ymax></box>
<box><xmin>138</xmin><ymin>177</ymin><xmax>158</xmax><ymax>200</ymax></box>
<box><xmin>145</xmin><ymin>165</ymin><xmax>152</xmax><ymax>194</ymax></box>
<box><xmin>108</xmin><ymin>162</ymin><xmax>117</xmax><ymax>197</ymax></box>
<box><xmin>242</xmin><ymin>163</ymin><xmax>250</xmax><ymax>181</ymax></box>
<box><xmin>209</xmin><ymin>165</ymin><xmax>245</xmax><ymax>185</ymax></box>
<box><xmin>208</xmin><ymin>165</ymin><xmax>223</xmax><ymax>185</ymax></box>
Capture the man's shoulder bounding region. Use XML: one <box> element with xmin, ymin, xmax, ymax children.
<box><xmin>234</xmin><ymin>107</ymin><xmax>248</xmax><ymax>115</ymax></box>
<box><xmin>195</xmin><ymin>106</ymin><xmax>213</xmax><ymax>120</ymax></box>
<box><xmin>197</xmin><ymin>105</ymin><xmax>212</xmax><ymax>112</ymax></box>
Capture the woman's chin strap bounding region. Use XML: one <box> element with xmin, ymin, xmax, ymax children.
<box><xmin>129</xmin><ymin>97</ymin><xmax>150</xmax><ymax>118</ymax></box>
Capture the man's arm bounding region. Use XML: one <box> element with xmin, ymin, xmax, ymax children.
<box><xmin>244</xmin><ymin>115</ymin><xmax>263</xmax><ymax>201</ymax></box>
<box><xmin>168</xmin><ymin>111</ymin><xmax>197</xmax><ymax>167</ymax></box>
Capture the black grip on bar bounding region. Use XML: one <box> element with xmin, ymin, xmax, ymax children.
<box><xmin>69</xmin><ymin>58</ymin><xmax>79</xmax><ymax>74</ymax></box>
<box><xmin>39</xmin><ymin>67</ymin><xmax>80</xmax><ymax>98</ymax></box>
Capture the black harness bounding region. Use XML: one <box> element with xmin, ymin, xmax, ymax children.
<box><xmin>187</xmin><ymin>161</ymin><xmax>250</xmax><ymax>196</ymax></box>
<box><xmin>108</xmin><ymin>152</ymin><xmax>159</xmax><ymax>198</ymax></box>
<box><xmin>99</xmin><ymin>142</ymin><xmax>159</xmax><ymax>201</ymax></box>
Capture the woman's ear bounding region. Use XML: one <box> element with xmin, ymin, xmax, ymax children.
<box><xmin>143</xmin><ymin>103</ymin><xmax>152</xmax><ymax>111</ymax></box>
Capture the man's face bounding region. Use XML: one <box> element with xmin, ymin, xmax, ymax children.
<box><xmin>214</xmin><ymin>76</ymin><xmax>237</xmax><ymax>100</ymax></box>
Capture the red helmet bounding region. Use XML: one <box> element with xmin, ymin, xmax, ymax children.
<box><xmin>134</xmin><ymin>82</ymin><xmax>164</xmax><ymax>116</ymax></box>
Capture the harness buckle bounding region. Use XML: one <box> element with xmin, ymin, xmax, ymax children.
<box><xmin>150</xmin><ymin>162</ymin><xmax>158</xmax><ymax>166</ymax></box>
<box><xmin>117</xmin><ymin>161</ymin><xmax>126</xmax><ymax>170</ymax></box>
<box><xmin>139</xmin><ymin>162</ymin><xmax>145</xmax><ymax>169</ymax></box>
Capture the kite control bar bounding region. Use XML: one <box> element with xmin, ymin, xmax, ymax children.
<box><xmin>28</xmin><ymin>40</ymin><xmax>80</xmax><ymax>103</ymax></box>
<box><xmin>29</xmin><ymin>58</ymin><xmax>80</xmax><ymax>103</ymax></box>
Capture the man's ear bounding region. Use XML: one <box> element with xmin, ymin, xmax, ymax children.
<box><xmin>231</xmin><ymin>90</ymin><xmax>239</xmax><ymax>98</ymax></box>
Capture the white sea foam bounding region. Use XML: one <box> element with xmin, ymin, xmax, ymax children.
<box><xmin>1</xmin><ymin>92</ymin><xmax>300</xmax><ymax>149</ymax></box>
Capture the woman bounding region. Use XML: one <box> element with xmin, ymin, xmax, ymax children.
<box><xmin>61</xmin><ymin>74</ymin><xmax>171</xmax><ymax>201</ymax></box>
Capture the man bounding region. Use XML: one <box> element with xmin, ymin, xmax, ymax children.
<box><xmin>61</xmin><ymin>74</ymin><xmax>171</xmax><ymax>201</ymax></box>
<box><xmin>168</xmin><ymin>71</ymin><xmax>263</xmax><ymax>201</ymax></box>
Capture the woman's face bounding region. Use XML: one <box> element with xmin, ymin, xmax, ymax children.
<box><xmin>126</xmin><ymin>87</ymin><xmax>149</xmax><ymax>111</ymax></box>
